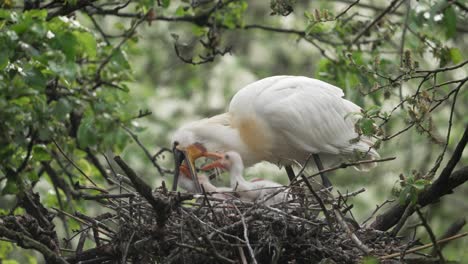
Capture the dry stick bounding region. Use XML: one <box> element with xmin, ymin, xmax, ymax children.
<box><xmin>380</xmin><ymin>231</ymin><xmax>468</xmax><ymax>260</ymax></box>
<box><xmin>201</xmin><ymin>184</ymin><xmax>220</xmax><ymax>225</ymax></box>
<box><xmin>121</xmin><ymin>126</ymin><xmax>170</xmax><ymax>175</ymax></box>
<box><xmin>333</xmin><ymin>205</ymin><xmax>372</xmax><ymax>254</ymax></box>
<box><xmin>121</xmin><ymin>231</ymin><xmax>135</xmax><ymax>263</ymax></box>
<box><xmin>300</xmin><ymin>174</ymin><xmax>335</xmax><ymax>231</ymax></box>
<box><xmin>335</xmin><ymin>0</ymin><xmax>360</xmax><ymax>19</ymax></box>
<box><xmin>361</xmin><ymin>199</ymin><xmax>395</xmax><ymax>226</ymax></box>
<box><xmin>390</xmin><ymin>203</ymin><xmax>414</xmax><ymax>236</ymax></box>
<box><xmin>415</xmin><ymin>208</ymin><xmax>444</xmax><ymax>263</ymax></box>
<box><xmin>0</xmin><ymin>225</ymin><xmax>68</xmax><ymax>264</ymax></box>
<box><xmin>51</xmin><ymin>208</ymin><xmax>113</xmax><ymax>237</ymax></box>
<box><xmin>352</xmin><ymin>0</ymin><xmax>401</xmax><ymax>44</ymax></box>
<box><xmin>52</xmin><ymin>139</ymin><xmax>98</xmax><ymax>187</ymax></box>
<box><xmin>233</xmin><ymin>205</ymin><xmax>257</xmax><ymax>264</ymax></box>
<box><xmin>114</xmin><ymin>156</ymin><xmax>172</xmax><ymax>227</ymax></box>
<box><xmin>432</xmin><ymin>218</ymin><xmax>466</xmax><ymax>256</ymax></box>
<box><xmin>293</xmin><ymin>157</ymin><xmax>396</xmax><ymax>185</ymax></box>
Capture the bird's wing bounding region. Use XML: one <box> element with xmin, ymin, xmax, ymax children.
<box><xmin>231</xmin><ymin>76</ymin><xmax>370</xmax><ymax>156</ymax></box>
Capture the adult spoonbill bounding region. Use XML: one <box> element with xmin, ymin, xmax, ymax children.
<box><xmin>178</xmin><ymin>164</ymin><xmax>233</xmax><ymax>200</ymax></box>
<box><xmin>171</xmin><ymin>76</ymin><xmax>380</xmax><ymax>191</ymax></box>
<box><xmin>202</xmin><ymin>151</ymin><xmax>290</xmax><ymax>206</ymax></box>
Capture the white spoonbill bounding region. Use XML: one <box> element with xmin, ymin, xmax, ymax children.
<box><xmin>171</xmin><ymin>76</ymin><xmax>380</xmax><ymax>191</ymax></box>
<box><xmin>177</xmin><ymin>164</ymin><xmax>233</xmax><ymax>200</ymax></box>
<box><xmin>201</xmin><ymin>151</ymin><xmax>290</xmax><ymax>206</ymax></box>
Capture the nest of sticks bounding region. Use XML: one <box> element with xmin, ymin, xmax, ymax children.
<box><xmin>57</xmin><ymin>156</ymin><xmax>411</xmax><ymax>264</ymax></box>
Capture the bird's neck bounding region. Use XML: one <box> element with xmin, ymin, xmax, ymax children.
<box><xmin>229</xmin><ymin>162</ymin><xmax>248</xmax><ymax>189</ymax></box>
<box><xmin>199</xmin><ymin>179</ymin><xmax>217</xmax><ymax>193</ymax></box>
<box><xmin>193</xmin><ymin>114</ymin><xmax>254</xmax><ymax>161</ymax></box>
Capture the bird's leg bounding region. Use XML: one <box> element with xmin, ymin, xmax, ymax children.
<box><xmin>285</xmin><ymin>165</ymin><xmax>296</xmax><ymax>182</ymax></box>
<box><xmin>312</xmin><ymin>154</ymin><xmax>332</xmax><ymax>189</ymax></box>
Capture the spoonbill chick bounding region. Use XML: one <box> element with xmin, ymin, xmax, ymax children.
<box><xmin>177</xmin><ymin>164</ymin><xmax>233</xmax><ymax>200</ymax></box>
<box><xmin>202</xmin><ymin>151</ymin><xmax>290</xmax><ymax>206</ymax></box>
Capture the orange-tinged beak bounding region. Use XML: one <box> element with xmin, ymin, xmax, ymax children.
<box><xmin>172</xmin><ymin>144</ymin><xmax>222</xmax><ymax>192</ymax></box>
<box><xmin>179</xmin><ymin>164</ymin><xmax>190</xmax><ymax>177</ymax></box>
<box><xmin>201</xmin><ymin>159</ymin><xmax>226</xmax><ymax>171</ymax></box>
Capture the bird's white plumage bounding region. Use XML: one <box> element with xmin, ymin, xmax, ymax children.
<box><xmin>172</xmin><ymin>75</ymin><xmax>380</xmax><ymax>172</ymax></box>
<box><xmin>228</xmin><ymin>76</ymin><xmax>379</xmax><ymax>168</ymax></box>
<box><xmin>221</xmin><ymin>151</ymin><xmax>290</xmax><ymax>206</ymax></box>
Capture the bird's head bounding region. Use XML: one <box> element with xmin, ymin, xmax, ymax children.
<box><xmin>171</xmin><ymin>129</ymin><xmax>221</xmax><ymax>192</ymax></box>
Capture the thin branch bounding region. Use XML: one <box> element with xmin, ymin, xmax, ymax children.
<box><xmin>52</xmin><ymin>139</ymin><xmax>98</xmax><ymax>187</ymax></box>
<box><xmin>352</xmin><ymin>0</ymin><xmax>401</xmax><ymax>44</ymax></box>
<box><xmin>233</xmin><ymin>205</ymin><xmax>257</xmax><ymax>264</ymax></box>
<box><xmin>415</xmin><ymin>207</ymin><xmax>444</xmax><ymax>263</ymax></box>
<box><xmin>380</xmin><ymin>231</ymin><xmax>468</xmax><ymax>260</ymax></box>
<box><xmin>0</xmin><ymin>225</ymin><xmax>68</xmax><ymax>264</ymax></box>
<box><xmin>335</xmin><ymin>0</ymin><xmax>360</xmax><ymax>19</ymax></box>
<box><xmin>333</xmin><ymin>205</ymin><xmax>371</xmax><ymax>254</ymax></box>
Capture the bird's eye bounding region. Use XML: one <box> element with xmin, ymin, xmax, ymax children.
<box><xmin>225</xmin><ymin>154</ymin><xmax>229</xmax><ymax>160</ymax></box>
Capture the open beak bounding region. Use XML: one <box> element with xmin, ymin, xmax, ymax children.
<box><xmin>172</xmin><ymin>144</ymin><xmax>219</xmax><ymax>192</ymax></box>
<box><xmin>179</xmin><ymin>164</ymin><xmax>190</xmax><ymax>177</ymax></box>
<box><xmin>172</xmin><ymin>146</ymin><xmax>186</xmax><ymax>192</ymax></box>
<box><xmin>200</xmin><ymin>159</ymin><xmax>225</xmax><ymax>171</ymax></box>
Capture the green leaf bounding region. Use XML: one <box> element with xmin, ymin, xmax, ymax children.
<box><xmin>77</xmin><ymin>116</ymin><xmax>98</xmax><ymax>148</ymax></box>
<box><xmin>74</xmin><ymin>31</ymin><xmax>97</xmax><ymax>58</ymax></box>
<box><xmin>399</xmin><ymin>186</ymin><xmax>411</xmax><ymax>205</ymax></box>
<box><xmin>33</xmin><ymin>144</ymin><xmax>51</xmax><ymax>161</ymax></box>
<box><xmin>412</xmin><ymin>179</ymin><xmax>428</xmax><ymax>191</ymax></box>
<box><xmin>162</xmin><ymin>0</ymin><xmax>170</xmax><ymax>8</ymax></box>
<box><xmin>2</xmin><ymin>179</ymin><xmax>18</xmax><ymax>195</ymax></box>
<box><xmin>443</xmin><ymin>6</ymin><xmax>456</xmax><ymax>38</ymax></box>
<box><xmin>56</xmin><ymin>32</ymin><xmax>79</xmax><ymax>61</ymax></box>
<box><xmin>359</xmin><ymin>118</ymin><xmax>375</xmax><ymax>136</ymax></box>
<box><xmin>449</xmin><ymin>48</ymin><xmax>462</xmax><ymax>64</ymax></box>
<box><xmin>52</xmin><ymin>98</ymin><xmax>72</xmax><ymax>121</ymax></box>
<box><xmin>366</xmin><ymin>105</ymin><xmax>381</xmax><ymax>116</ymax></box>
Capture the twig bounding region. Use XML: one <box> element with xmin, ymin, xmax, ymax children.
<box><xmin>361</xmin><ymin>199</ymin><xmax>394</xmax><ymax>226</ymax></box>
<box><xmin>380</xmin><ymin>231</ymin><xmax>468</xmax><ymax>260</ymax></box>
<box><xmin>352</xmin><ymin>0</ymin><xmax>401</xmax><ymax>44</ymax></box>
<box><xmin>121</xmin><ymin>126</ymin><xmax>170</xmax><ymax>175</ymax></box>
<box><xmin>335</xmin><ymin>0</ymin><xmax>360</xmax><ymax>19</ymax></box>
<box><xmin>432</xmin><ymin>218</ymin><xmax>465</xmax><ymax>255</ymax></box>
<box><xmin>300</xmin><ymin>174</ymin><xmax>335</xmax><ymax>231</ymax></box>
<box><xmin>233</xmin><ymin>205</ymin><xmax>257</xmax><ymax>264</ymax></box>
<box><xmin>121</xmin><ymin>231</ymin><xmax>135</xmax><ymax>263</ymax></box>
<box><xmin>390</xmin><ymin>203</ymin><xmax>414</xmax><ymax>236</ymax></box>
<box><xmin>293</xmin><ymin>157</ymin><xmax>396</xmax><ymax>185</ymax></box>
<box><xmin>0</xmin><ymin>225</ymin><xmax>68</xmax><ymax>264</ymax></box>
<box><xmin>415</xmin><ymin>207</ymin><xmax>444</xmax><ymax>263</ymax></box>
<box><xmin>52</xmin><ymin>139</ymin><xmax>98</xmax><ymax>187</ymax></box>
<box><xmin>333</xmin><ymin>205</ymin><xmax>371</xmax><ymax>254</ymax></box>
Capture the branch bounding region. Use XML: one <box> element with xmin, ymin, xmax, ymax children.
<box><xmin>380</xmin><ymin>231</ymin><xmax>468</xmax><ymax>260</ymax></box>
<box><xmin>113</xmin><ymin>156</ymin><xmax>170</xmax><ymax>227</ymax></box>
<box><xmin>415</xmin><ymin>207</ymin><xmax>444</xmax><ymax>263</ymax></box>
<box><xmin>352</xmin><ymin>0</ymin><xmax>401</xmax><ymax>44</ymax></box>
<box><xmin>0</xmin><ymin>225</ymin><xmax>68</xmax><ymax>264</ymax></box>
<box><xmin>372</xmin><ymin>125</ymin><xmax>468</xmax><ymax>231</ymax></box>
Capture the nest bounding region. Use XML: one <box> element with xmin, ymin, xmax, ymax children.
<box><xmin>62</xmin><ymin>156</ymin><xmax>405</xmax><ymax>264</ymax></box>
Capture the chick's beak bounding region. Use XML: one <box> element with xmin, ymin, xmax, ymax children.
<box><xmin>200</xmin><ymin>155</ymin><xmax>226</xmax><ymax>171</ymax></box>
